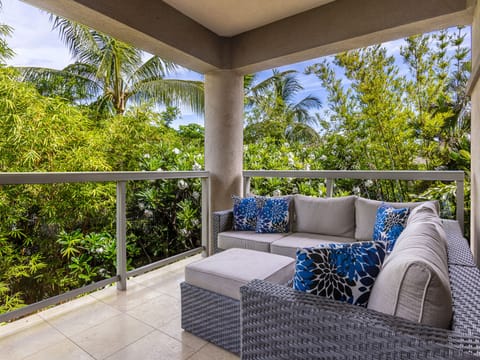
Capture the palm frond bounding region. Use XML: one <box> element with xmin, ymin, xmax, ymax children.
<box><xmin>285</xmin><ymin>123</ymin><xmax>320</xmax><ymax>143</ymax></box>
<box><xmin>18</xmin><ymin>65</ymin><xmax>102</xmax><ymax>102</ymax></box>
<box><xmin>129</xmin><ymin>56</ymin><xmax>178</xmax><ymax>84</ymax></box>
<box><xmin>129</xmin><ymin>78</ymin><xmax>204</xmax><ymax>114</ymax></box>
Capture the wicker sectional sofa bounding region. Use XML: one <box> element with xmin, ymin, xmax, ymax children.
<box><xmin>214</xmin><ymin>195</ymin><xmax>439</xmax><ymax>257</ymax></box>
<box><xmin>240</xmin><ymin>220</ymin><xmax>480</xmax><ymax>359</ymax></box>
<box><xmin>211</xmin><ymin>195</ymin><xmax>480</xmax><ymax>358</ymax></box>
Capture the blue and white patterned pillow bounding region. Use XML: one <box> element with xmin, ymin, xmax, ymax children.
<box><xmin>255</xmin><ymin>197</ymin><xmax>291</xmax><ymax>233</ymax></box>
<box><xmin>372</xmin><ymin>205</ymin><xmax>410</xmax><ymax>252</ymax></box>
<box><xmin>293</xmin><ymin>241</ymin><xmax>386</xmax><ymax>307</ymax></box>
<box><xmin>232</xmin><ymin>196</ymin><xmax>260</xmax><ymax>231</ymax></box>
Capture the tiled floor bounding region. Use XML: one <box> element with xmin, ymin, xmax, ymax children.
<box><xmin>0</xmin><ymin>255</ymin><xmax>240</xmax><ymax>360</ymax></box>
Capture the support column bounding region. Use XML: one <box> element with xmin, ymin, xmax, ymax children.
<box><xmin>204</xmin><ymin>70</ymin><xmax>244</xmax><ymax>211</ymax></box>
<box><xmin>471</xmin><ymin>2</ymin><xmax>480</xmax><ymax>265</ymax></box>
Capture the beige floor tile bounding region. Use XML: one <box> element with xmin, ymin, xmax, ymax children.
<box><xmin>0</xmin><ymin>317</ymin><xmax>64</xmax><ymax>360</ymax></box>
<box><xmin>188</xmin><ymin>343</ymin><xmax>240</xmax><ymax>360</ymax></box>
<box><xmin>39</xmin><ymin>294</ymin><xmax>121</xmax><ymax>337</ymax></box>
<box><xmin>126</xmin><ymin>292</ymin><xmax>181</xmax><ymax>329</ymax></box>
<box><xmin>70</xmin><ymin>313</ymin><xmax>154</xmax><ymax>359</ymax></box>
<box><xmin>163</xmin><ymin>254</ymin><xmax>202</xmax><ymax>272</ymax></box>
<box><xmin>91</xmin><ymin>281</ymin><xmax>163</xmax><ymax>312</ymax></box>
<box><xmin>158</xmin><ymin>315</ymin><xmax>207</xmax><ymax>352</ymax></box>
<box><xmin>0</xmin><ymin>314</ymin><xmax>44</xmax><ymax>337</ymax></box>
<box><xmin>134</xmin><ymin>266</ymin><xmax>184</xmax><ymax>287</ymax></box>
<box><xmin>23</xmin><ymin>338</ymin><xmax>94</xmax><ymax>360</ymax></box>
<box><xmin>105</xmin><ymin>330</ymin><xmax>196</xmax><ymax>360</ymax></box>
<box><xmin>141</xmin><ymin>270</ymin><xmax>185</xmax><ymax>299</ymax></box>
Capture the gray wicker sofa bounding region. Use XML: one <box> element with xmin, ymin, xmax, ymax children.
<box><xmin>239</xmin><ymin>220</ymin><xmax>480</xmax><ymax>359</ymax></box>
<box><xmin>211</xmin><ymin>196</ymin><xmax>480</xmax><ymax>358</ymax></box>
<box><xmin>213</xmin><ymin>195</ymin><xmax>440</xmax><ymax>257</ymax></box>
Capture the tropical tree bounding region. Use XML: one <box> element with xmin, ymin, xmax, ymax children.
<box><xmin>18</xmin><ymin>17</ymin><xmax>204</xmax><ymax>116</ymax></box>
<box><xmin>244</xmin><ymin>69</ymin><xmax>321</xmax><ymax>143</ymax></box>
<box><xmin>0</xmin><ymin>2</ymin><xmax>14</xmax><ymax>64</ymax></box>
<box><xmin>307</xmin><ymin>45</ymin><xmax>416</xmax><ymax>175</ymax></box>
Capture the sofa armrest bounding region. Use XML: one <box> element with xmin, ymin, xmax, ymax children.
<box><xmin>443</xmin><ymin>219</ymin><xmax>476</xmax><ymax>266</ymax></box>
<box><xmin>212</xmin><ymin>209</ymin><xmax>233</xmax><ymax>253</ymax></box>
<box><xmin>240</xmin><ymin>279</ymin><xmax>480</xmax><ymax>360</ymax></box>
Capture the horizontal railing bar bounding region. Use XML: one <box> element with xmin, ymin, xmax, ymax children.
<box><xmin>0</xmin><ymin>171</ymin><xmax>209</xmax><ymax>185</ymax></box>
<box><xmin>127</xmin><ymin>247</ymin><xmax>203</xmax><ymax>278</ymax></box>
<box><xmin>0</xmin><ymin>276</ymin><xmax>119</xmax><ymax>323</ymax></box>
<box><xmin>243</xmin><ymin>170</ymin><xmax>464</xmax><ymax>181</ymax></box>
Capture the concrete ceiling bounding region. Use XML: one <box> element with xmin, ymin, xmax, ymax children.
<box><xmin>162</xmin><ymin>0</ymin><xmax>335</xmax><ymax>36</ymax></box>
<box><xmin>24</xmin><ymin>0</ymin><xmax>475</xmax><ymax>74</ymax></box>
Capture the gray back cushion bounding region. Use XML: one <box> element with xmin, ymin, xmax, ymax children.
<box><xmin>367</xmin><ymin>204</ymin><xmax>452</xmax><ymax>328</ymax></box>
<box><xmin>293</xmin><ymin>195</ymin><xmax>356</xmax><ymax>237</ymax></box>
<box><xmin>355</xmin><ymin>197</ymin><xmax>440</xmax><ymax>241</ymax></box>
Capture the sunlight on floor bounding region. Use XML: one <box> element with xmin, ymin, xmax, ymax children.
<box><xmin>0</xmin><ymin>254</ymin><xmax>239</xmax><ymax>360</ymax></box>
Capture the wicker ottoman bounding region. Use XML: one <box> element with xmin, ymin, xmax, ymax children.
<box><xmin>180</xmin><ymin>248</ymin><xmax>295</xmax><ymax>354</ymax></box>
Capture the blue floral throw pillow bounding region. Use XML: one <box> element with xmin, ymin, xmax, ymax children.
<box><xmin>293</xmin><ymin>241</ymin><xmax>386</xmax><ymax>307</ymax></box>
<box><xmin>255</xmin><ymin>197</ymin><xmax>291</xmax><ymax>233</ymax></box>
<box><xmin>372</xmin><ymin>205</ymin><xmax>410</xmax><ymax>252</ymax></box>
<box><xmin>232</xmin><ymin>196</ymin><xmax>260</xmax><ymax>231</ymax></box>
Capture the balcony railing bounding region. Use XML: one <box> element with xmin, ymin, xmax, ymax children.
<box><xmin>244</xmin><ymin>170</ymin><xmax>465</xmax><ymax>228</ymax></box>
<box><xmin>0</xmin><ymin>171</ymin><xmax>210</xmax><ymax>323</ymax></box>
<box><xmin>0</xmin><ymin>169</ymin><xmax>465</xmax><ymax>323</ymax></box>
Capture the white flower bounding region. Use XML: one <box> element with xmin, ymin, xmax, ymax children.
<box><xmin>138</xmin><ymin>202</ymin><xmax>145</xmax><ymax>210</ymax></box>
<box><xmin>178</xmin><ymin>179</ymin><xmax>189</xmax><ymax>190</ymax></box>
<box><xmin>144</xmin><ymin>210</ymin><xmax>153</xmax><ymax>218</ymax></box>
<box><xmin>96</xmin><ymin>247</ymin><xmax>105</xmax><ymax>254</ymax></box>
<box><xmin>192</xmin><ymin>162</ymin><xmax>202</xmax><ymax>171</ymax></box>
<box><xmin>365</xmin><ymin>180</ymin><xmax>374</xmax><ymax>188</ymax></box>
<box><xmin>172</xmin><ymin>148</ymin><xmax>181</xmax><ymax>155</ymax></box>
<box><xmin>180</xmin><ymin>228</ymin><xmax>189</xmax><ymax>236</ymax></box>
<box><xmin>353</xmin><ymin>186</ymin><xmax>360</xmax><ymax>194</ymax></box>
<box><xmin>143</xmin><ymin>153</ymin><xmax>150</xmax><ymax>159</ymax></box>
<box><xmin>292</xmin><ymin>187</ymin><xmax>299</xmax><ymax>194</ymax></box>
<box><xmin>320</xmin><ymin>154</ymin><xmax>327</xmax><ymax>161</ymax></box>
<box><xmin>284</xmin><ymin>142</ymin><xmax>290</xmax><ymax>148</ymax></box>
<box><xmin>156</xmin><ymin>168</ymin><xmax>163</xmax><ymax>172</ymax></box>
<box><xmin>288</xmin><ymin>159</ymin><xmax>295</xmax><ymax>167</ymax></box>
<box><xmin>305</xmin><ymin>164</ymin><xmax>311</xmax><ymax>171</ymax></box>
<box><xmin>192</xmin><ymin>219</ymin><xmax>200</xmax><ymax>226</ymax></box>
<box><xmin>273</xmin><ymin>189</ymin><xmax>282</xmax><ymax>197</ymax></box>
<box><xmin>308</xmin><ymin>153</ymin><xmax>316</xmax><ymax>160</ymax></box>
<box><xmin>192</xmin><ymin>191</ymin><xmax>200</xmax><ymax>200</ymax></box>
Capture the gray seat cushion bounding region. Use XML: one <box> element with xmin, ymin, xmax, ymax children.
<box><xmin>218</xmin><ymin>230</ymin><xmax>289</xmax><ymax>252</ymax></box>
<box><xmin>293</xmin><ymin>195</ymin><xmax>356</xmax><ymax>237</ymax></box>
<box><xmin>185</xmin><ymin>248</ymin><xmax>295</xmax><ymax>300</ymax></box>
<box><xmin>270</xmin><ymin>232</ymin><xmax>355</xmax><ymax>258</ymax></box>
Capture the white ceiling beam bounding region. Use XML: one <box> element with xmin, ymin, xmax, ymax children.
<box><xmin>23</xmin><ymin>0</ymin><xmax>475</xmax><ymax>74</ymax></box>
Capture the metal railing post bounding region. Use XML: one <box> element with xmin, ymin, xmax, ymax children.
<box><xmin>326</xmin><ymin>179</ymin><xmax>334</xmax><ymax>197</ymax></box>
<box><xmin>116</xmin><ymin>181</ymin><xmax>127</xmax><ymax>291</ymax></box>
<box><xmin>244</xmin><ymin>176</ymin><xmax>251</xmax><ymax>196</ymax></box>
<box><xmin>456</xmin><ymin>179</ymin><xmax>465</xmax><ymax>232</ymax></box>
<box><xmin>201</xmin><ymin>177</ymin><xmax>211</xmax><ymax>256</ymax></box>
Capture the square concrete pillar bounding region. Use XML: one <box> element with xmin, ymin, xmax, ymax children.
<box><xmin>471</xmin><ymin>3</ymin><xmax>480</xmax><ymax>265</ymax></box>
<box><xmin>204</xmin><ymin>70</ymin><xmax>244</xmax><ymax>212</ymax></box>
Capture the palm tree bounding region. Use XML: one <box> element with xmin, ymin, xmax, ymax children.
<box><xmin>244</xmin><ymin>69</ymin><xmax>321</xmax><ymax>142</ymax></box>
<box><xmin>0</xmin><ymin>2</ymin><xmax>14</xmax><ymax>64</ymax></box>
<box><xmin>19</xmin><ymin>17</ymin><xmax>203</xmax><ymax>116</ymax></box>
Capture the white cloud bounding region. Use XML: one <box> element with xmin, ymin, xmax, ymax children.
<box><xmin>2</xmin><ymin>1</ymin><xmax>72</xmax><ymax>69</ymax></box>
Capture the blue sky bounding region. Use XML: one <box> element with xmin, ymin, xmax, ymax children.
<box><xmin>1</xmin><ymin>1</ymin><xmax>471</xmax><ymax>129</ymax></box>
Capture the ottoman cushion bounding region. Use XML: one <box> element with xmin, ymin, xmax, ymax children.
<box><xmin>185</xmin><ymin>248</ymin><xmax>295</xmax><ymax>300</ymax></box>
